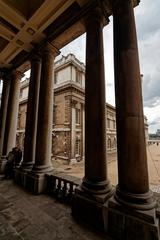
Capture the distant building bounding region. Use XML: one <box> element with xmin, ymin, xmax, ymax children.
<box><xmin>156</xmin><ymin>129</ymin><xmax>160</xmax><ymax>138</ymax></box>
<box><xmin>16</xmin><ymin>54</ymin><xmax>148</xmax><ymax>163</ymax></box>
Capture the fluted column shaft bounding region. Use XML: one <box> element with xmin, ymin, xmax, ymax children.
<box><xmin>33</xmin><ymin>43</ymin><xmax>59</xmax><ymax>172</ymax></box>
<box><xmin>82</xmin><ymin>8</ymin><xmax>112</xmax><ymax>194</ymax></box>
<box><xmin>3</xmin><ymin>71</ymin><xmax>22</xmax><ymax>155</ymax></box>
<box><xmin>0</xmin><ymin>79</ymin><xmax>11</xmax><ymax>157</ymax></box>
<box><xmin>113</xmin><ymin>0</ymin><xmax>154</xmax><ymax>209</ymax></box>
<box><xmin>22</xmin><ymin>53</ymin><xmax>41</xmax><ymax>169</ymax></box>
<box><xmin>71</xmin><ymin>102</ymin><xmax>76</xmax><ymax>161</ymax></box>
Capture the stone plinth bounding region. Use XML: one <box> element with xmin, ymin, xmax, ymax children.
<box><xmin>0</xmin><ymin>156</ymin><xmax>7</xmax><ymax>175</ymax></box>
<box><xmin>72</xmin><ymin>186</ymin><xmax>113</xmax><ymax>231</ymax></box>
<box><xmin>106</xmin><ymin>197</ymin><xmax>160</xmax><ymax>240</ymax></box>
<box><xmin>25</xmin><ymin>172</ymin><xmax>50</xmax><ymax>194</ymax></box>
<box><xmin>14</xmin><ymin>168</ymin><xmax>30</xmax><ymax>187</ymax></box>
<box><xmin>72</xmin><ymin>7</ymin><xmax>113</xmax><ymax>229</ymax></box>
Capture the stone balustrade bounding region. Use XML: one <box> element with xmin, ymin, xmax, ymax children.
<box><xmin>46</xmin><ymin>172</ymin><xmax>81</xmax><ymax>204</ymax></box>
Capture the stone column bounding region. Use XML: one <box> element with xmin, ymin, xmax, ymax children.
<box><xmin>82</xmin><ymin>8</ymin><xmax>112</xmax><ymax>195</ymax></box>
<box><xmin>0</xmin><ymin>79</ymin><xmax>10</xmax><ymax>156</ymax></box>
<box><xmin>107</xmin><ymin>1</ymin><xmax>159</xmax><ymax>239</ymax></box>
<box><xmin>113</xmin><ymin>0</ymin><xmax>154</xmax><ymax>210</ymax></box>
<box><xmin>22</xmin><ymin>53</ymin><xmax>41</xmax><ymax>169</ymax></box>
<box><xmin>73</xmin><ymin>7</ymin><xmax>113</xmax><ymax>230</ymax></box>
<box><xmin>81</xmin><ymin>103</ymin><xmax>85</xmax><ymax>161</ymax></box>
<box><xmin>27</xmin><ymin>43</ymin><xmax>59</xmax><ymax>193</ymax></box>
<box><xmin>0</xmin><ymin>77</ymin><xmax>11</xmax><ymax>173</ymax></box>
<box><xmin>70</xmin><ymin>100</ymin><xmax>77</xmax><ymax>163</ymax></box>
<box><xmin>2</xmin><ymin>71</ymin><xmax>22</xmax><ymax>156</ymax></box>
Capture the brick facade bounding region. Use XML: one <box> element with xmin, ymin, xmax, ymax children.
<box><xmin>16</xmin><ymin>54</ymin><xmax>148</xmax><ymax>163</ymax></box>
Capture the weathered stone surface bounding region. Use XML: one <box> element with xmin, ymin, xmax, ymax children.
<box><xmin>0</xmin><ymin>180</ymin><xmax>110</xmax><ymax>240</ymax></box>
<box><xmin>107</xmin><ymin>197</ymin><xmax>160</xmax><ymax>240</ymax></box>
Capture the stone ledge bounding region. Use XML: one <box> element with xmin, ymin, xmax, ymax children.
<box><xmin>106</xmin><ymin>197</ymin><xmax>160</xmax><ymax>240</ymax></box>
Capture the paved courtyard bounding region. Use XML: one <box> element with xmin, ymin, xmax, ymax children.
<box><xmin>0</xmin><ymin>180</ymin><xmax>112</xmax><ymax>240</ymax></box>
<box><xmin>0</xmin><ymin>144</ymin><xmax>160</xmax><ymax>240</ymax></box>
<box><xmin>52</xmin><ymin>144</ymin><xmax>160</xmax><ymax>190</ymax></box>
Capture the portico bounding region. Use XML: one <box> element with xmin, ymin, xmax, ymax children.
<box><xmin>0</xmin><ymin>0</ymin><xmax>159</xmax><ymax>239</ymax></box>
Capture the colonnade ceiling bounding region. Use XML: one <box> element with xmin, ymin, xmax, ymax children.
<box><xmin>0</xmin><ymin>0</ymin><xmax>139</xmax><ymax>72</ymax></box>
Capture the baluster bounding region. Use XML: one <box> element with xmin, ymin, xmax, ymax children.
<box><xmin>68</xmin><ymin>182</ymin><xmax>74</xmax><ymax>203</ymax></box>
<box><xmin>57</xmin><ymin>178</ymin><xmax>62</xmax><ymax>199</ymax></box>
<box><xmin>62</xmin><ymin>180</ymin><xmax>67</xmax><ymax>201</ymax></box>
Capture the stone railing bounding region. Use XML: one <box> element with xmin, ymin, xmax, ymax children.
<box><xmin>46</xmin><ymin>172</ymin><xmax>81</xmax><ymax>204</ymax></box>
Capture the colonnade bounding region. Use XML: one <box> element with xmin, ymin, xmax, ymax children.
<box><xmin>0</xmin><ymin>44</ymin><xmax>59</xmax><ymax>192</ymax></box>
<box><xmin>0</xmin><ymin>1</ymin><xmax>159</xmax><ymax>239</ymax></box>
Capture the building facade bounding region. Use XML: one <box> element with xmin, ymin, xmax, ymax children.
<box><xmin>16</xmin><ymin>54</ymin><xmax>117</xmax><ymax>163</ymax></box>
<box><xmin>0</xmin><ymin>2</ymin><xmax>159</xmax><ymax>238</ymax></box>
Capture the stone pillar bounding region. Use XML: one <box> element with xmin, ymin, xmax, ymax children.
<box><xmin>15</xmin><ymin>53</ymin><xmax>42</xmax><ymax>186</ymax></box>
<box><xmin>81</xmin><ymin>103</ymin><xmax>85</xmax><ymax>161</ymax></box>
<box><xmin>107</xmin><ymin>1</ymin><xmax>160</xmax><ymax>239</ymax></box>
<box><xmin>70</xmin><ymin>100</ymin><xmax>77</xmax><ymax>163</ymax></box>
<box><xmin>72</xmin><ymin>7</ymin><xmax>113</xmax><ymax>230</ymax></box>
<box><xmin>0</xmin><ymin>77</ymin><xmax>11</xmax><ymax>174</ymax></box>
<box><xmin>22</xmin><ymin>53</ymin><xmax>41</xmax><ymax>169</ymax></box>
<box><xmin>2</xmin><ymin>71</ymin><xmax>22</xmax><ymax>156</ymax></box>
<box><xmin>26</xmin><ymin>43</ymin><xmax>60</xmax><ymax>193</ymax></box>
<box><xmin>82</xmin><ymin>8</ymin><xmax>112</xmax><ymax>195</ymax></box>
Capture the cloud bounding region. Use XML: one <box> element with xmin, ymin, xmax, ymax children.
<box><xmin>53</xmin><ymin>2</ymin><xmax>160</xmax><ymax>132</ymax></box>
<box><xmin>135</xmin><ymin>0</ymin><xmax>160</xmax><ymax>41</ymax></box>
<box><xmin>56</xmin><ymin>33</ymin><xmax>86</xmax><ymax>63</ymax></box>
<box><xmin>149</xmin><ymin>119</ymin><xmax>160</xmax><ymax>126</ymax></box>
<box><xmin>107</xmin><ymin>83</ymin><xmax>113</xmax><ymax>87</ymax></box>
<box><xmin>135</xmin><ymin>0</ymin><xmax>160</xmax><ymax>112</ymax></box>
<box><xmin>142</xmin><ymin>69</ymin><xmax>160</xmax><ymax>107</ymax></box>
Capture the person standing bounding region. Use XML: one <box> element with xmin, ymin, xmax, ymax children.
<box><xmin>14</xmin><ymin>147</ymin><xmax>22</xmax><ymax>167</ymax></box>
<box><xmin>5</xmin><ymin>148</ymin><xmax>15</xmax><ymax>178</ymax></box>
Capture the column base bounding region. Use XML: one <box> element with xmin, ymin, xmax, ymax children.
<box><xmin>115</xmin><ymin>185</ymin><xmax>156</xmax><ymax>210</ymax></box>
<box><xmin>25</xmin><ymin>167</ymin><xmax>53</xmax><ymax>194</ymax></box>
<box><xmin>32</xmin><ymin>164</ymin><xmax>53</xmax><ymax>173</ymax></box>
<box><xmin>14</xmin><ymin>168</ymin><xmax>31</xmax><ymax>187</ymax></box>
<box><xmin>72</xmin><ymin>185</ymin><xmax>114</xmax><ymax>231</ymax></box>
<box><xmin>21</xmin><ymin>161</ymin><xmax>33</xmax><ymax>170</ymax></box>
<box><xmin>106</xmin><ymin>197</ymin><xmax>160</xmax><ymax>240</ymax></box>
<box><xmin>0</xmin><ymin>156</ymin><xmax>7</xmax><ymax>175</ymax></box>
<box><xmin>82</xmin><ymin>177</ymin><xmax>113</xmax><ymax>195</ymax></box>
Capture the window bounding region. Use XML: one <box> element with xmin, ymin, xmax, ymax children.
<box><xmin>76</xmin><ymin>69</ymin><xmax>82</xmax><ymax>84</ymax></box>
<box><xmin>107</xmin><ymin>138</ymin><xmax>111</xmax><ymax>149</ymax></box>
<box><xmin>107</xmin><ymin>118</ymin><xmax>110</xmax><ymax>128</ymax></box>
<box><xmin>53</xmin><ymin>105</ymin><xmax>57</xmax><ymax>125</ymax></box>
<box><xmin>75</xmin><ymin>138</ymin><xmax>81</xmax><ymax>155</ymax></box>
<box><xmin>17</xmin><ymin>113</ymin><xmax>21</xmax><ymax>129</ymax></box>
<box><xmin>76</xmin><ymin>108</ymin><xmax>80</xmax><ymax>124</ymax></box>
<box><xmin>54</xmin><ymin>72</ymin><xmax>58</xmax><ymax>84</ymax></box>
<box><xmin>19</xmin><ymin>89</ymin><xmax>23</xmax><ymax>98</ymax></box>
<box><xmin>113</xmin><ymin>138</ymin><xmax>117</xmax><ymax>148</ymax></box>
<box><xmin>113</xmin><ymin>120</ymin><xmax>116</xmax><ymax>129</ymax></box>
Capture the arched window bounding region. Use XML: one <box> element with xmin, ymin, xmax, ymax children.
<box><xmin>112</xmin><ymin>137</ymin><xmax>117</xmax><ymax>148</ymax></box>
<box><xmin>107</xmin><ymin>138</ymin><xmax>111</xmax><ymax>149</ymax></box>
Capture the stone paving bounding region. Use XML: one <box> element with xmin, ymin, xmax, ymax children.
<box><xmin>0</xmin><ymin>180</ymin><xmax>112</xmax><ymax>240</ymax></box>
<box><xmin>1</xmin><ymin>144</ymin><xmax>160</xmax><ymax>239</ymax></box>
<box><xmin>52</xmin><ymin>144</ymin><xmax>160</xmax><ymax>187</ymax></box>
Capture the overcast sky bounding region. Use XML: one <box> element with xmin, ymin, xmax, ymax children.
<box><xmin>55</xmin><ymin>0</ymin><xmax>160</xmax><ymax>134</ymax></box>
<box><xmin>19</xmin><ymin>1</ymin><xmax>160</xmax><ymax>133</ymax></box>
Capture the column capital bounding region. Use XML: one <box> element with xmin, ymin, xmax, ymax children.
<box><xmin>84</xmin><ymin>6</ymin><xmax>109</xmax><ymax>29</ymax></box>
<box><xmin>12</xmin><ymin>70</ymin><xmax>24</xmax><ymax>79</ymax></box>
<box><xmin>41</xmin><ymin>42</ymin><xmax>60</xmax><ymax>57</ymax></box>
<box><xmin>2</xmin><ymin>72</ymin><xmax>12</xmax><ymax>82</ymax></box>
<box><xmin>30</xmin><ymin>51</ymin><xmax>42</xmax><ymax>63</ymax></box>
<box><xmin>113</xmin><ymin>0</ymin><xmax>140</xmax><ymax>8</ymax></box>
